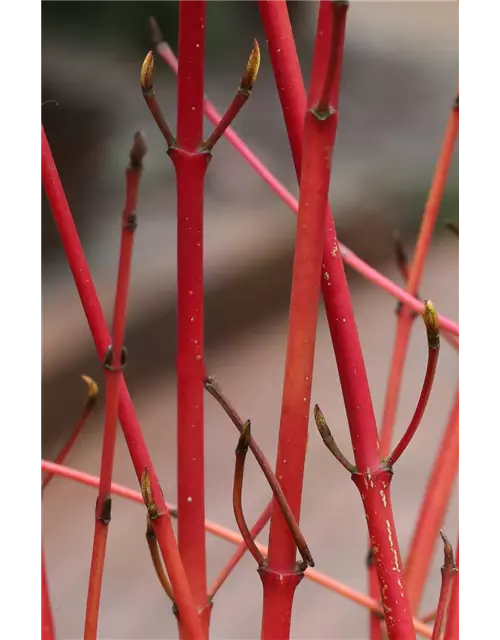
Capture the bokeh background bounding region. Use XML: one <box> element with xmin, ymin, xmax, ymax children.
<box><xmin>42</xmin><ymin>2</ymin><xmax>458</xmax><ymax>638</ymax></box>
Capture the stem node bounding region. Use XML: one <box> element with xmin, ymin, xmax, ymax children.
<box><xmin>103</xmin><ymin>344</ymin><xmax>128</xmax><ymax>372</ymax></box>
<box><xmin>96</xmin><ymin>495</ymin><xmax>112</xmax><ymax>524</ymax></box>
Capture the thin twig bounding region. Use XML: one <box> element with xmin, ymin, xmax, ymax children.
<box><xmin>392</xmin><ymin>231</ymin><xmax>458</xmax><ymax>351</ymax></box>
<box><xmin>404</xmin><ymin>390</ymin><xmax>459</xmax><ymax>610</ymax></box>
<box><xmin>84</xmin><ymin>133</ymin><xmax>146</xmax><ymax>640</ymax></box>
<box><xmin>42</xmin><ymin>375</ymin><xmax>98</xmax><ymax>491</ymax></box>
<box><xmin>314</xmin><ymin>405</ymin><xmax>355</xmax><ymax>473</ymax></box>
<box><xmin>201</xmin><ymin>40</ymin><xmax>260</xmax><ymax>152</ymax></box>
<box><xmin>140</xmin><ymin>51</ymin><xmax>175</xmax><ymax>147</ymax></box>
<box><xmin>386</xmin><ymin>301</ymin><xmax>440</xmax><ymax>467</ymax></box>
<box><xmin>208</xmin><ymin>499</ymin><xmax>273</xmax><ymax>599</ymax></box>
<box><xmin>145</xmin><ymin>515</ymin><xmax>175</xmax><ymax>603</ymax></box>
<box><xmin>204</xmin><ymin>377</ymin><xmax>314</xmax><ymax>567</ymax></box>
<box><xmin>431</xmin><ymin>532</ymin><xmax>457</xmax><ymax>640</ymax></box>
<box><xmin>232</xmin><ymin>421</ymin><xmax>265</xmax><ymax>566</ymax></box>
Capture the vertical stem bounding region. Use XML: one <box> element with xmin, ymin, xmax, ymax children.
<box><xmin>443</xmin><ymin>542</ymin><xmax>458</xmax><ymax>640</ymax></box>
<box><xmin>42</xmin><ymin>545</ymin><xmax>55</xmax><ymax>640</ymax></box>
<box><xmin>258</xmin><ymin>2</ymin><xmax>415</xmax><ymax>638</ymax></box>
<box><xmin>374</xmin><ymin>103</ymin><xmax>457</xmax><ymax>638</ymax></box>
<box><xmin>379</xmin><ymin>104</ymin><xmax>459</xmax><ymax>458</ymax></box>
<box><xmin>431</xmin><ymin>535</ymin><xmax>457</xmax><ymax>640</ymax></box>
<box><xmin>172</xmin><ymin>1</ymin><xmax>209</xmax><ymax>632</ymax></box>
<box><xmin>404</xmin><ymin>391</ymin><xmax>459</xmax><ymax>610</ymax></box>
<box><xmin>258</xmin><ymin>0</ymin><xmax>379</xmax><ymax>473</ymax></box>
<box><xmin>261</xmin><ymin>3</ymin><xmax>347</xmax><ymax>638</ymax></box>
<box><xmin>84</xmin><ymin>137</ymin><xmax>143</xmax><ymax>639</ymax></box>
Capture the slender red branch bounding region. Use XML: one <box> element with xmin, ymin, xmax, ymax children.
<box><xmin>207</xmin><ymin>500</ymin><xmax>273</xmax><ymax>599</ymax></box>
<box><xmin>201</xmin><ymin>40</ymin><xmax>260</xmax><ymax>152</ymax></box>
<box><xmin>151</xmin><ymin>20</ymin><xmax>459</xmax><ymax>339</ymax></box>
<box><xmin>392</xmin><ymin>233</ymin><xmax>458</xmax><ymax>352</ymax></box>
<box><xmin>233</xmin><ymin>421</ymin><xmax>266</xmax><ymax>566</ymax></box>
<box><xmin>443</xmin><ymin>542</ymin><xmax>458</xmax><ymax>640</ymax></box>
<box><xmin>204</xmin><ymin>377</ymin><xmax>313</xmax><ymax>567</ymax></box>
<box><xmin>41</xmin><ymin>459</ymin><xmax>433</xmax><ymax>638</ymax></box>
<box><xmin>379</xmin><ymin>100</ymin><xmax>459</xmax><ymax>458</ymax></box>
<box><xmin>386</xmin><ymin>302</ymin><xmax>440</xmax><ymax>467</ymax></box>
<box><xmin>41</xmin><ymin>375</ymin><xmax>98</xmax><ymax>491</ymax></box>
<box><xmin>431</xmin><ymin>533</ymin><xmax>457</xmax><ymax>640</ymax></box>
<box><xmin>84</xmin><ymin>133</ymin><xmax>145</xmax><ymax>640</ymax></box>
<box><xmin>404</xmin><ymin>390</ymin><xmax>459</xmax><ymax>610</ymax></box>
<box><xmin>42</xmin><ymin>545</ymin><xmax>55</xmax><ymax>640</ymax></box>
<box><xmin>257</xmin><ymin>2</ymin><xmax>416</xmax><ymax>637</ymax></box>
<box><xmin>261</xmin><ymin>4</ymin><xmax>348</xmax><ymax>638</ymax></box>
<box><xmin>41</xmin><ymin>126</ymin><xmax>204</xmax><ymax>640</ymax></box>
<box><xmin>141</xmin><ymin>51</ymin><xmax>176</xmax><ymax>147</ymax></box>
<box><xmin>171</xmin><ymin>2</ymin><xmax>209</xmax><ymax>629</ymax></box>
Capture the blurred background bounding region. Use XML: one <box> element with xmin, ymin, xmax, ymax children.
<box><xmin>42</xmin><ymin>2</ymin><xmax>458</xmax><ymax>638</ymax></box>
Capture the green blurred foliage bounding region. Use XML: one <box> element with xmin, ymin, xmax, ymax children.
<box><xmin>42</xmin><ymin>1</ymin><xmax>262</xmax><ymax>56</ymax></box>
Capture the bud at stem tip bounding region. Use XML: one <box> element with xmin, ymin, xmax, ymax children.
<box><xmin>423</xmin><ymin>300</ymin><xmax>440</xmax><ymax>349</ymax></box>
<box><xmin>141</xmin><ymin>51</ymin><xmax>155</xmax><ymax>94</ymax></box>
<box><xmin>240</xmin><ymin>39</ymin><xmax>260</xmax><ymax>92</ymax></box>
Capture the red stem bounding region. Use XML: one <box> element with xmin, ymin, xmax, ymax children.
<box><xmin>379</xmin><ymin>103</ymin><xmax>459</xmax><ymax>459</ymax></box>
<box><xmin>431</xmin><ymin>534</ymin><xmax>457</xmax><ymax>640</ymax></box>
<box><xmin>42</xmin><ymin>545</ymin><xmax>55</xmax><ymax>640</ymax></box>
<box><xmin>41</xmin><ymin>126</ymin><xmax>204</xmax><ymax>640</ymax></box>
<box><xmin>404</xmin><ymin>391</ymin><xmax>459</xmax><ymax>610</ymax></box>
<box><xmin>154</xmin><ymin>32</ymin><xmax>459</xmax><ymax>338</ymax></box>
<box><xmin>84</xmin><ymin>135</ymin><xmax>143</xmax><ymax>639</ymax></box>
<box><xmin>258</xmin><ymin>2</ymin><xmax>416</xmax><ymax>638</ymax></box>
<box><xmin>171</xmin><ymin>2</ymin><xmax>209</xmax><ymax>631</ymax></box>
<box><xmin>261</xmin><ymin>4</ymin><xmax>347</xmax><ymax>638</ymax></box>
<box><xmin>208</xmin><ymin>500</ymin><xmax>273</xmax><ymax>599</ymax></box>
<box><xmin>443</xmin><ymin>542</ymin><xmax>458</xmax><ymax>640</ymax></box>
<box><xmin>387</xmin><ymin>345</ymin><xmax>440</xmax><ymax>467</ymax></box>
<box><xmin>40</xmin><ymin>459</ymin><xmax>433</xmax><ymax>639</ymax></box>
<box><xmin>233</xmin><ymin>424</ymin><xmax>266</xmax><ymax>566</ymax></box>
<box><xmin>42</xmin><ymin>375</ymin><xmax>98</xmax><ymax>491</ymax></box>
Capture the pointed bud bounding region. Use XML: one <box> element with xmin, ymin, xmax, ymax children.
<box><xmin>240</xmin><ymin>39</ymin><xmax>260</xmax><ymax>93</ymax></box>
<box><xmin>141</xmin><ymin>51</ymin><xmax>155</xmax><ymax>95</ymax></box>
<box><xmin>423</xmin><ymin>300</ymin><xmax>440</xmax><ymax>349</ymax></box>
<box><xmin>314</xmin><ymin>404</ymin><xmax>331</xmax><ymax>440</ymax></box>
<box><xmin>80</xmin><ymin>374</ymin><xmax>98</xmax><ymax>404</ymax></box>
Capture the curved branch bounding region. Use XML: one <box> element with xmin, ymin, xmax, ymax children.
<box><xmin>387</xmin><ymin>301</ymin><xmax>440</xmax><ymax>467</ymax></box>
<box><xmin>204</xmin><ymin>377</ymin><xmax>314</xmax><ymax>567</ymax></box>
<box><xmin>232</xmin><ymin>421</ymin><xmax>266</xmax><ymax>566</ymax></box>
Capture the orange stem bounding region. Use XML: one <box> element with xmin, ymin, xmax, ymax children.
<box><xmin>404</xmin><ymin>391</ymin><xmax>459</xmax><ymax>610</ymax></box>
<box><xmin>84</xmin><ymin>134</ymin><xmax>145</xmax><ymax>640</ymax></box>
